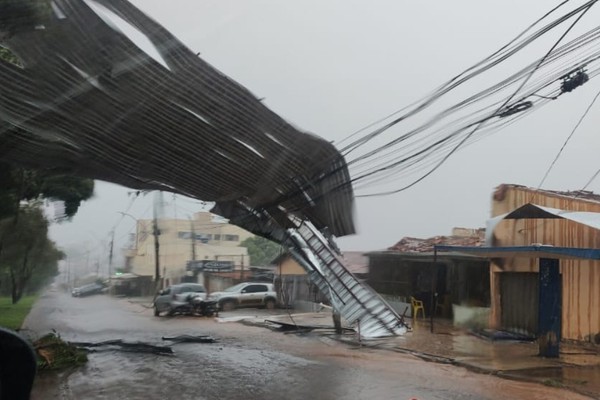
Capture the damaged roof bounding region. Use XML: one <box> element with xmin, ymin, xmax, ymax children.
<box><xmin>388</xmin><ymin>229</ymin><xmax>486</xmax><ymax>253</ymax></box>
<box><xmin>494</xmin><ymin>184</ymin><xmax>600</xmax><ymax>204</ymax></box>
<box><xmin>272</xmin><ymin>251</ymin><xmax>369</xmax><ymax>275</ymax></box>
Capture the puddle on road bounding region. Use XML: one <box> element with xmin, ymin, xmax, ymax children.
<box><xmin>510</xmin><ymin>365</ymin><xmax>600</xmax><ymax>395</ymax></box>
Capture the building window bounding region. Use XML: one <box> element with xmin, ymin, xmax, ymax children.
<box><xmin>194</xmin><ymin>233</ymin><xmax>212</xmax><ymax>240</ymax></box>
<box><xmin>178</xmin><ymin>232</ymin><xmax>212</xmax><ymax>243</ymax></box>
<box><xmin>224</xmin><ymin>234</ymin><xmax>239</xmax><ymax>241</ymax></box>
<box><xmin>214</xmin><ymin>234</ymin><xmax>221</xmax><ymax>240</ymax></box>
<box><xmin>178</xmin><ymin>231</ymin><xmax>192</xmax><ymax>239</ymax></box>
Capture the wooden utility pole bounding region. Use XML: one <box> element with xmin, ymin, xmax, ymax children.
<box><xmin>240</xmin><ymin>254</ymin><xmax>245</xmax><ymax>281</ymax></box>
<box><xmin>153</xmin><ymin>217</ymin><xmax>160</xmax><ymax>283</ymax></box>
<box><xmin>152</xmin><ymin>192</ymin><xmax>161</xmax><ymax>284</ymax></box>
<box><xmin>190</xmin><ymin>217</ymin><xmax>196</xmax><ymax>262</ymax></box>
<box><xmin>108</xmin><ymin>230</ymin><xmax>114</xmax><ymax>278</ymax></box>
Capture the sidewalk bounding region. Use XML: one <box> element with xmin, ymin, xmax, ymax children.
<box><xmin>248</xmin><ymin>311</ymin><xmax>600</xmax><ymax>399</ymax></box>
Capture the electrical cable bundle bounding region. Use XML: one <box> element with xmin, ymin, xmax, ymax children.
<box><xmin>1</xmin><ymin>0</ymin><xmax>600</xmax><ymax>239</ymax></box>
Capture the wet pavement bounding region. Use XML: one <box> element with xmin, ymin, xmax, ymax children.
<box><xmin>23</xmin><ymin>290</ymin><xmax>595</xmax><ymax>400</ymax></box>
<box><xmin>261</xmin><ymin>312</ymin><xmax>600</xmax><ymax>398</ymax></box>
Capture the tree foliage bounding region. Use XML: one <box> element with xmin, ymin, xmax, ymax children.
<box><xmin>0</xmin><ymin>203</ymin><xmax>63</xmax><ymax>303</ymax></box>
<box><xmin>0</xmin><ymin>163</ymin><xmax>94</xmax><ymax>220</ymax></box>
<box><xmin>0</xmin><ymin>1</ymin><xmax>92</xmax><ymax>303</ymax></box>
<box><xmin>0</xmin><ymin>0</ymin><xmax>49</xmax><ymax>37</ymax></box>
<box><xmin>240</xmin><ymin>236</ymin><xmax>283</xmax><ymax>266</ymax></box>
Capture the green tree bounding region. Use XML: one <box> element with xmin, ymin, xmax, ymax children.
<box><xmin>240</xmin><ymin>236</ymin><xmax>283</xmax><ymax>266</ymax></box>
<box><xmin>0</xmin><ymin>0</ymin><xmax>50</xmax><ymax>39</ymax></box>
<box><xmin>0</xmin><ymin>203</ymin><xmax>63</xmax><ymax>303</ymax></box>
<box><xmin>0</xmin><ymin>1</ymin><xmax>91</xmax><ymax>303</ymax></box>
<box><xmin>0</xmin><ymin>163</ymin><xmax>95</xmax><ymax>220</ymax></box>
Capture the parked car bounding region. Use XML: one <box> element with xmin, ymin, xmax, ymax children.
<box><xmin>207</xmin><ymin>282</ymin><xmax>277</xmax><ymax>311</ymax></box>
<box><xmin>153</xmin><ymin>283</ymin><xmax>207</xmax><ymax>316</ymax></box>
<box><xmin>71</xmin><ymin>282</ymin><xmax>107</xmax><ymax>297</ymax></box>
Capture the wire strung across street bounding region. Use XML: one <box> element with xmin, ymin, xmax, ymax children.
<box><xmin>3</xmin><ymin>1</ymin><xmax>600</xmax><ymax>231</ymax></box>
<box><xmin>251</xmin><ymin>0</ymin><xmax>600</xmax><ymax>212</ymax></box>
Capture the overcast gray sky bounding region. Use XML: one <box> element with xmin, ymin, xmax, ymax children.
<box><xmin>50</xmin><ymin>1</ymin><xmax>600</xmax><ymax>268</ymax></box>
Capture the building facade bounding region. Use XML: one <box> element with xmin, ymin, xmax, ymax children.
<box><xmin>367</xmin><ymin>228</ymin><xmax>489</xmax><ymax>319</ymax></box>
<box><xmin>124</xmin><ymin>211</ymin><xmax>254</xmax><ymax>284</ymax></box>
<box><xmin>490</xmin><ymin>184</ymin><xmax>600</xmax><ymax>343</ymax></box>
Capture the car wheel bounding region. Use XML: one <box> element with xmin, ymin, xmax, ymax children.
<box><xmin>154</xmin><ymin>307</ymin><xmax>160</xmax><ymax>317</ymax></box>
<box><xmin>265</xmin><ymin>299</ymin><xmax>276</xmax><ymax>310</ymax></box>
<box><xmin>221</xmin><ymin>300</ymin><xmax>235</xmax><ymax>312</ymax></box>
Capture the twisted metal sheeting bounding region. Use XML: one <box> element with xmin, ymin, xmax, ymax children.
<box><xmin>0</xmin><ymin>0</ymin><xmax>355</xmax><ymax>238</ymax></box>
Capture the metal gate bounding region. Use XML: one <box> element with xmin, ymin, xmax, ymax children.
<box><xmin>500</xmin><ymin>272</ymin><xmax>539</xmax><ymax>335</ymax></box>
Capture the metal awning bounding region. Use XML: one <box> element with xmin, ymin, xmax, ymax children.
<box><xmin>434</xmin><ymin>245</ymin><xmax>600</xmax><ymax>260</ymax></box>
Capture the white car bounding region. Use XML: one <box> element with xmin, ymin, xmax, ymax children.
<box><xmin>207</xmin><ymin>282</ymin><xmax>277</xmax><ymax>311</ymax></box>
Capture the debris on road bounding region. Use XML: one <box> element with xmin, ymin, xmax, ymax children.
<box><xmin>34</xmin><ymin>333</ymin><xmax>88</xmax><ymax>370</ymax></box>
<box><xmin>162</xmin><ymin>335</ymin><xmax>218</xmax><ymax>344</ymax></box>
<box><xmin>70</xmin><ymin>339</ymin><xmax>173</xmax><ymax>355</ymax></box>
<box><xmin>264</xmin><ymin>319</ymin><xmax>354</xmax><ymax>334</ymax></box>
<box><xmin>215</xmin><ymin>316</ymin><xmax>258</xmax><ymax>323</ymax></box>
<box><xmin>470</xmin><ymin>329</ymin><xmax>536</xmax><ymax>342</ymax></box>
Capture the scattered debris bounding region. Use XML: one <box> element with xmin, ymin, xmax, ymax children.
<box><xmin>34</xmin><ymin>333</ymin><xmax>88</xmax><ymax>370</ymax></box>
<box><xmin>69</xmin><ymin>339</ymin><xmax>173</xmax><ymax>355</ymax></box>
<box><xmin>470</xmin><ymin>329</ymin><xmax>535</xmax><ymax>342</ymax></box>
<box><xmin>215</xmin><ymin>316</ymin><xmax>257</xmax><ymax>323</ymax></box>
<box><xmin>162</xmin><ymin>335</ymin><xmax>217</xmax><ymax>344</ymax></box>
<box><xmin>264</xmin><ymin>319</ymin><xmax>354</xmax><ymax>334</ymax></box>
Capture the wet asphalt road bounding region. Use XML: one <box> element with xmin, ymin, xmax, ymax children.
<box><xmin>24</xmin><ymin>289</ymin><xmax>591</xmax><ymax>400</ymax></box>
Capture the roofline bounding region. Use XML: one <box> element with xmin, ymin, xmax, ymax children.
<box><xmin>434</xmin><ymin>245</ymin><xmax>600</xmax><ymax>260</ymax></box>
<box><xmin>502</xmin><ymin>184</ymin><xmax>600</xmax><ymax>206</ymax></box>
<box><xmin>366</xmin><ymin>250</ymin><xmax>488</xmax><ymax>261</ymax></box>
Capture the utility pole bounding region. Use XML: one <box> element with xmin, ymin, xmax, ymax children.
<box><xmin>153</xmin><ymin>215</ymin><xmax>160</xmax><ymax>284</ymax></box>
<box><xmin>190</xmin><ymin>216</ymin><xmax>196</xmax><ymax>262</ymax></box>
<box><xmin>66</xmin><ymin>256</ymin><xmax>70</xmax><ymax>287</ymax></box>
<box><xmin>240</xmin><ymin>254</ymin><xmax>245</xmax><ymax>281</ymax></box>
<box><xmin>153</xmin><ymin>192</ymin><xmax>162</xmax><ymax>285</ymax></box>
<box><xmin>108</xmin><ymin>230</ymin><xmax>115</xmax><ymax>278</ymax></box>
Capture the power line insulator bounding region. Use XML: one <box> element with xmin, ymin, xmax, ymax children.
<box><xmin>561</xmin><ymin>69</ymin><xmax>589</xmax><ymax>93</ymax></box>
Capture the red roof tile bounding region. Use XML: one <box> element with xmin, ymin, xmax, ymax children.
<box><xmin>388</xmin><ymin>229</ymin><xmax>485</xmax><ymax>253</ymax></box>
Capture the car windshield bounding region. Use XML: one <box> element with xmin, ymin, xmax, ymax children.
<box><xmin>223</xmin><ymin>283</ymin><xmax>246</xmax><ymax>293</ymax></box>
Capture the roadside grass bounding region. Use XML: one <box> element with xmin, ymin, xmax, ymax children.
<box><xmin>0</xmin><ymin>295</ymin><xmax>37</xmax><ymax>330</ymax></box>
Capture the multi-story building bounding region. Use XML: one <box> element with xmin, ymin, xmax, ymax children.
<box><xmin>124</xmin><ymin>211</ymin><xmax>254</xmax><ymax>285</ymax></box>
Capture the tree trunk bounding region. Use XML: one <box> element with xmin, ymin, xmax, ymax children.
<box><xmin>10</xmin><ymin>248</ymin><xmax>31</xmax><ymax>304</ymax></box>
<box><xmin>9</xmin><ymin>265</ymin><xmax>18</xmax><ymax>304</ymax></box>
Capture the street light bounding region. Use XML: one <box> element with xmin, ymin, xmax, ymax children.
<box><xmin>117</xmin><ymin>211</ymin><xmax>138</xmax><ymax>223</ymax></box>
